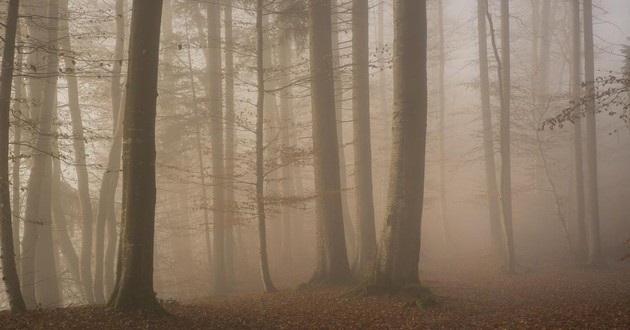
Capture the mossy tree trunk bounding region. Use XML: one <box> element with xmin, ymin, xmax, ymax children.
<box><xmin>107</xmin><ymin>0</ymin><xmax>164</xmax><ymax>312</ymax></box>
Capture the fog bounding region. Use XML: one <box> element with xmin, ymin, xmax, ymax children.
<box><xmin>0</xmin><ymin>0</ymin><xmax>628</xmax><ymax>326</ymax></box>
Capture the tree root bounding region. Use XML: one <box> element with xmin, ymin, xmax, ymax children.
<box><xmin>341</xmin><ymin>283</ymin><xmax>439</xmax><ymax>309</ymax></box>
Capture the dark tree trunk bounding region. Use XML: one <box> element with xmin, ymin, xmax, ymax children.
<box><xmin>308</xmin><ymin>0</ymin><xmax>354</xmax><ymax>285</ymax></box>
<box><xmin>0</xmin><ymin>0</ymin><xmax>27</xmax><ymax>312</ymax></box>
<box><xmin>351</xmin><ymin>0</ymin><xmax>377</xmax><ymax>275</ymax></box>
<box><xmin>107</xmin><ymin>0</ymin><xmax>164</xmax><ymax>312</ymax></box>
<box><xmin>369</xmin><ymin>0</ymin><xmax>428</xmax><ymax>289</ymax></box>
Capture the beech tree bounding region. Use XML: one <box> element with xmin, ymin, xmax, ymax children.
<box><xmin>107</xmin><ymin>0</ymin><xmax>164</xmax><ymax>312</ymax></box>
<box><xmin>0</xmin><ymin>0</ymin><xmax>27</xmax><ymax>312</ymax></box>
<box><xmin>369</xmin><ymin>0</ymin><xmax>429</xmax><ymax>290</ymax></box>
<box><xmin>308</xmin><ymin>0</ymin><xmax>353</xmax><ymax>285</ymax></box>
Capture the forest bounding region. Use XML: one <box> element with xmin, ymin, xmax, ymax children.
<box><xmin>0</xmin><ymin>0</ymin><xmax>629</xmax><ymax>328</ymax></box>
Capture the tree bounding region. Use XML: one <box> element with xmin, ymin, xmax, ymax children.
<box><xmin>476</xmin><ymin>0</ymin><xmax>502</xmax><ymax>257</ymax></box>
<box><xmin>582</xmin><ymin>0</ymin><xmax>603</xmax><ymax>267</ymax></box>
<box><xmin>351</xmin><ymin>0</ymin><xmax>377</xmax><ymax>275</ymax></box>
<box><xmin>107</xmin><ymin>0</ymin><xmax>164</xmax><ymax>312</ymax></box>
<box><xmin>485</xmin><ymin>0</ymin><xmax>516</xmax><ymax>273</ymax></box>
<box><xmin>308</xmin><ymin>0</ymin><xmax>354</xmax><ymax>285</ymax></box>
<box><xmin>255</xmin><ymin>0</ymin><xmax>277</xmax><ymax>293</ymax></box>
<box><xmin>369</xmin><ymin>0</ymin><xmax>429</xmax><ymax>291</ymax></box>
<box><xmin>0</xmin><ymin>0</ymin><xmax>27</xmax><ymax>312</ymax></box>
<box><xmin>206</xmin><ymin>0</ymin><xmax>228</xmax><ymax>294</ymax></box>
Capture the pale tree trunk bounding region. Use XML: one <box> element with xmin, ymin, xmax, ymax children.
<box><xmin>582</xmin><ymin>0</ymin><xmax>603</xmax><ymax>267</ymax></box>
<box><xmin>255</xmin><ymin>0</ymin><xmax>277</xmax><ymax>293</ymax></box>
<box><xmin>59</xmin><ymin>0</ymin><xmax>95</xmax><ymax>303</ymax></box>
<box><xmin>476</xmin><ymin>0</ymin><xmax>501</xmax><ymax>257</ymax></box>
<box><xmin>308</xmin><ymin>0</ymin><xmax>353</xmax><ymax>285</ymax></box>
<box><xmin>184</xmin><ymin>17</ymin><xmax>212</xmax><ymax>279</ymax></box>
<box><xmin>569</xmin><ymin>0</ymin><xmax>587</xmax><ymax>263</ymax></box>
<box><xmin>223</xmin><ymin>0</ymin><xmax>235</xmax><ymax>282</ymax></box>
<box><xmin>485</xmin><ymin>0</ymin><xmax>515</xmax><ymax>273</ymax></box>
<box><xmin>331</xmin><ymin>0</ymin><xmax>356</xmax><ymax>261</ymax></box>
<box><xmin>370</xmin><ymin>0</ymin><xmax>427</xmax><ymax>289</ymax></box>
<box><xmin>50</xmin><ymin>145</ymin><xmax>82</xmax><ymax>292</ymax></box>
<box><xmin>19</xmin><ymin>0</ymin><xmax>49</xmax><ymax>308</ymax></box>
<box><xmin>0</xmin><ymin>0</ymin><xmax>27</xmax><ymax>312</ymax></box>
<box><xmin>206</xmin><ymin>0</ymin><xmax>228</xmax><ymax>294</ymax></box>
<box><xmin>107</xmin><ymin>0</ymin><xmax>164</xmax><ymax>312</ymax></box>
<box><xmin>436</xmin><ymin>0</ymin><xmax>450</xmax><ymax>244</ymax></box>
<box><xmin>278</xmin><ymin>28</ymin><xmax>295</xmax><ymax>263</ymax></box>
<box><xmin>351</xmin><ymin>0</ymin><xmax>376</xmax><ymax>275</ymax></box>
<box><xmin>94</xmin><ymin>0</ymin><xmax>124</xmax><ymax>303</ymax></box>
<box><xmin>32</xmin><ymin>0</ymin><xmax>62</xmax><ymax>307</ymax></box>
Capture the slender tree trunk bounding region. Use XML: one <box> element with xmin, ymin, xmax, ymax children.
<box><xmin>485</xmin><ymin>0</ymin><xmax>515</xmax><ymax>273</ymax></box>
<box><xmin>59</xmin><ymin>0</ymin><xmax>95</xmax><ymax>303</ymax></box>
<box><xmin>436</xmin><ymin>0</ymin><xmax>451</xmax><ymax>245</ymax></box>
<box><xmin>11</xmin><ymin>26</ymin><xmax>23</xmax><ymax>274</ymax></box>
<box><xmin>184</xmin><ymin>18</ymin><xmax>212</xmax><ymax>281</ymax></box>
<box><xmin>331</xmin><ymin>0</ymin><xmax>356</xmax><ymax>261</ymax></box>
<box><xmin>206</xmin><ymin>0</ymin><xmax>228</xmax><ymax>294</ymax></box>
<box><xmin>370</xmin><ymin>0</ymin><xmax>428</xmax><ymax>289</ymax></box>
<box><xmin>582</xmin><ymin>0</ymin><xmax>603</xmax><ymax>267</ymax></box>
<box><xmin>223</xmin><ymin>0</ymin><xmax>236</xmax><ymax>283</ymax></box>
<box><xmin>94</xmin><ymin>0</ymin><xmax>125</xmax><ymax>303</ymax></box>
<box><xmin>107</xmin><ymin>0</ymin><xmax>164</xmax><ymax>312</ymax></box>
<box><xmin>308</xmin><ymin>0</ymin><xmax>353</xmax><ymax>285</ymax></box>
<box><xmin>256</xmin><ymin>0</ymin><xmax>277</xmax><ymax>293</ymax></box>
<box><xmin>0</xmin><ymin>0</ymin><xmax>27</xmax><ymax>312</ymax></box>
<box><xmin>278</xmin><ymin>28</ymin><xmax>295</xmax><ymax>263</ymax></box>
<box><xmin>569</xmin><ymin>0</ymin><xmax>587</xmax><ymax>263</ymax></box>
<box><xmin>476</xmin><ymin>0</ymin><xmax>502</xmax><ymax>257</ymax></box>
<box><xmin>351</xmin><ymin>0</ymin><xmax>377</xmax><ymax>275</ymax></box>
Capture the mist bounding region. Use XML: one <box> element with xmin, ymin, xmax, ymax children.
<box><xmin>0</xmin><ymin>0</ymin><xmax>628</xmax><ymax>328</ymax></box>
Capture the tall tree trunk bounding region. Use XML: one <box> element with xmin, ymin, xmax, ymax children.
<box><xmin>436</xmin><ymin>0</ymin><xmax>451</xmax><ymax>245</ymax></box>
<box><xmin>11</xmin><ymin>26</ymin><xmax>23</xmax><ymax>275</ymax></box>
<box><xmin>370</xmin><ymin>0</ymin><xmax>428</xmax><ymax>289</ymax></box>
<box><xmin>256</xmin><ymin>0</ymin><xmax>277</xmax><ymax>293</ymax></box>
<box><xmin>485</xmin><ymin>0</ymin><xmax>515</xmax><ymax>273</ymax></box>
<box><xmin>331</xmin><ymin>0</ymin><xmax>356</xmax><ymax>261</ymax></box>
<box><xmin>206</xmin><ymin>0</ymin><xmax>228</xmax><ymax>294</ymax></box>
<box><xmin>223</xmin><ymin>0</ymin><xmax>236</xmax><ymax>283</ymax></box>
<box><xmin>308</xmin><ymin>0</ymin><xmax>353</xmax><ymax>285</ymax></box>
<box><xmin>20</xmin><ymin>0</ymin><xmax>50</xmax><ymax>308</ymax></box>
<box><xmin>476</xmin><ymin>0</ymin><xmax>502</xmax><ymax>257</ymax></box>
<box><xmin>351</xmin><ymin>0</ymin><xmax>377</xmax><ymax>275</ymax></box>
<box><xmin>582</xmin><ymin>0</ymin><xmax>603</xmax><ymax>267</ymax></box>
<box><xmin>59</xmin><ymin>0</ymin><xmax>95</xmax><ymax>303</ymax></box>
<box><xmin>94</xmin><ymin>0</ymin><xmax>125</xmax><ymax>303</ymax></box>
<box><xmin>0</xmin><ymin>0</ymin><xmax>27</xmax><ymax>312</ymax></box>
<box><xmin>107</xmin><ymin>0</ymin><xmax>164</xmax><ymax>312</ymax></box>
<box><xmin>569</xmin><ymin>0</ymin><xmax>587</xmax><ymax>263</ymax></box>
<box><xmin>278</xmin><ymin>26</ymin><xmax>295</xmax><ymax>263</ymax></box>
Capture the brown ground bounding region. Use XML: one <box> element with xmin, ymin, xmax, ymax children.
<box><xmin>2</xmin><ymin>257</ymin><xmax>629</xmax><ymax>329</ymax></box>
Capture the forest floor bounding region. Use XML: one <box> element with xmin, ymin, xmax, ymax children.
<box><xmin>1</xmin><ymin>255</ymin><xmax>630</xmax><ymax>329</ymax></box>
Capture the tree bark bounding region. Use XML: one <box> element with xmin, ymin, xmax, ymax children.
<box><xmin>107</xmin><ymin>0</ymin><xmax>164</xmax><ymax>312</ymax></box>
<box><xmin>308</xmin><ymin>0</ymin><xmax>354</xmax><ymax>285</ymax></box>
<box><xmin>0</xmin><ymin>0</ymin><xmax>27</xmax><ymax>312</ymax></box>
<box><xmin>370</xmin><ymin>0</ymin><xmax>428</xmax><ymax>288</ymax></box>
<box><xmin>351</xmin><ymin>0</ymin><xmax>377</xmax><ymax>275</ymax></box>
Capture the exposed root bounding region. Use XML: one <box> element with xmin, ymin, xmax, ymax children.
<box><xmin>341</xmin><ymin>283</ymin><xmax>439</xmax><ymax>309</ymax></box>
